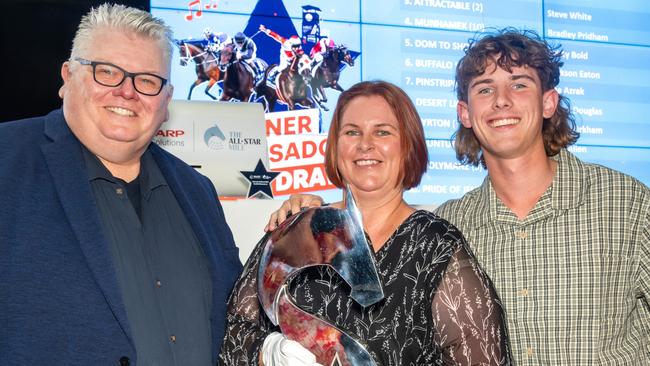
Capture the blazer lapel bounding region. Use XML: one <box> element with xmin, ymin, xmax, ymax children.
<box><xmin>40</xmin><ymin>111</ymin><xmax>134</xmax><ymax>346</ymax></box>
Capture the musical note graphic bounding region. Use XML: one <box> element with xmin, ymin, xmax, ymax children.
<box><xmin>205</xmin><ymin>0</ymin><xmax>218</xmax><ymax>10</ymax></box>
<box><xmin>184</xmin><ymin>0</ymin><xmax>202</xmax><ymax>21</ymax></box>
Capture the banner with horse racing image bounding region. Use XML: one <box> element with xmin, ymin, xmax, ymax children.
<box><xmin>152</xmin><ymin>0</ymin><xmax>360</xmax><ymax>130</ymax></box>
<box><xmin>152</xmin><ymin>0</ymin><xmax>360</xmax><ymax>200</ymax></box>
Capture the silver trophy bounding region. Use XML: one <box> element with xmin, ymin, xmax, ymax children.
<box><xmin>258</xmin><ymin>188</ymin><xmax>384</xmax><ymax>365</ymax></box>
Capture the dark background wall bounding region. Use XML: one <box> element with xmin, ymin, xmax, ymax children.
<box><xmin>0</xmin><ymin>0</ymin><xmax>149</xmax><ymax>123</ymax></box>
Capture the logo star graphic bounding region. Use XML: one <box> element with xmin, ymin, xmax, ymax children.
<box><xmin>240</xmin><ymin>159</ymin><xmax>280</xmax><ymax>199</ymax></box>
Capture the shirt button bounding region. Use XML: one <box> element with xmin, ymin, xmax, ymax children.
<box><xmin>518</xmin><ymin>288</ymin><xmax>529</xmax><ymax>297</ymax></box>
<box><xmin>170</xmin><ymin>335</ymin><xmax>176</xmax><ymax>343</ymax></box>
<box><xmin>515</xmin><ymin>230</ymin><xmax>528</xmax><ymax>239</ymax></box>
<box><xmin>116</xmin><ymin>188</ymin><xmax>124</xmax><ymax>195</ymax></box>
<box><xmin>155</xmin><ymin>280</ymin><xmax>162</xmax><ymax>288</ymax></box>
<box><xmin>526</xmin><ymin>347</ymin><xmax>534</xmax><ymax>356</ymax></box>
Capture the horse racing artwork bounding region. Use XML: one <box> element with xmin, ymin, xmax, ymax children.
<box><xmin>155</xmin><ymin>0</ymin><xmax>360</xmax><ymax>119</ymax></box>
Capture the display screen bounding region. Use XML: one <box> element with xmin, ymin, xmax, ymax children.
<box><xmin>151</xmin><ymin>0</ymin><xmax>650</xmax><ymax>204</ymax></box>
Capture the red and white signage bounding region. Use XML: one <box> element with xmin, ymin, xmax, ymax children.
<box><xmin>264</xmin><ymin>109</ymin><xmax>335</xmax><ymax>196</ymax></box>
<box><xmin>265</xmin><ymin>108</ymin><xmax>320</xmax><ymax>137</ymax></box>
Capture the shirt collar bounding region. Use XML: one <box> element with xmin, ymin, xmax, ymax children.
<box><xmin>465</xmin><ymin>148</ymin><xmax>586</xmax><ymax>227</ymax></box>
<box><xmin>550</xmin><ymin>148</ymin><xmax>588</xmax><ymax>210</ymax></box>
<box><xmin>81</xmin><ymin>146</ymin><xmax>115</xmax><ymax>183</ymax></box>
<box><xmin>139</xmin><ymin>148</ymin><xmax>168</xmax><ymax>200</ymax></box>
<box><xmin>81</xmin><ymin>145</ymin><xmax>168</xmax><ymax>199</ymax></box>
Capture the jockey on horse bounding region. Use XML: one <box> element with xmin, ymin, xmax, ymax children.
<box><xmin>309</xmin><ymin>36</ymin><xmax>336</xmax><ymax>78</ymax></box>
<box><xmin>259</xmin><ymin>24</ymin><xmax>311</xmax><ymax>86</ymax></box>
<box><xmin>203</xmin><ymin>28</ymin><xmax>228</xmax><ymax>56</ymax></box>
<box><xmin>175</xmin><ymin>37</ymin><xmax>222</xmax><ymax>100</ymax></box>
<box><xmin>231</xmin><ymin>32</ymin><xmax>266</xmax><ymax>85</ymax></box>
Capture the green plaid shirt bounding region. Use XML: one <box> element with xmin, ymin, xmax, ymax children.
<box><xmin>435</xmin><ymin>149</ymin><xmax>650</xmax><ymax>365</ymax></box>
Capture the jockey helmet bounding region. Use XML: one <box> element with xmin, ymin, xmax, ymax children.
<box><xmin>289</xmin><ymin>36</ymin><xmax>302</xmax><ymax>48</ymax></box>
<box><xmin>234</xmin><ymin>32</ymin><xmax>246</xmax><ymax>44</ymax></box>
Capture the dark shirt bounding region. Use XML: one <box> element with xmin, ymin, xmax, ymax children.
<box><xmin>121</xmin><ymin>175</ymin><xmax>142</xmax><ymax>219</ymax></box>
<box><xmin>83</xmin><ymin>147</ymin><xmax>213</xmax><ymax>366</ymax></box>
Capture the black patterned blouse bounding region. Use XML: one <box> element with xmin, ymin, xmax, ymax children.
<box><xmin>219</xmin><ymin>210</ymin><xmax>512</xmax><ymax>365</ymax></box>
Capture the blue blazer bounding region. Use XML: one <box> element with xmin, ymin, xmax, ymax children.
<box><xmin>0</xmin><ymin>110</ymin><xmax>243</xmax><ymax>365</ymax></box>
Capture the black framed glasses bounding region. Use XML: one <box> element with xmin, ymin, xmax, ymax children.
<box><xmin>74</xmin><ymin>58</ymin><xmax>168</xmax><ymax>96</ymax></box>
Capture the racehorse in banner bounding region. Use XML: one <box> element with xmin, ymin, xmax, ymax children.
<box><xmin>255</xmin><ymin>66</ymin><xmax>280</xmax><ymax>112</ymax></box>
<box><xmin>175</xmin><ymin>39</ymin><xmax>222</xmax><ymax>100</ymax></box>
<box><xmin>218</xmin><ymin>43</ymin><xmax>266</xmax><ymax>102</ymax></box>
<box><xmin>256</xmin><ymin>52</ymin><xmax>315</xmax><ymax>112</ymax></box>
<box><xmin>310</xmin><ymin>45</ymin><xmax>355</xmax><ymax>111</ymax></box>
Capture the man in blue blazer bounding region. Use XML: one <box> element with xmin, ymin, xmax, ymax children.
<box><xmin>0</xmin><ymin>4</ymin><xmax>242</xmax><ymax>365</ymax></box>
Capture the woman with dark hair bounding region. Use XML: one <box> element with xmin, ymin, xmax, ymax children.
<box><xmin>219</xmin><ymin>80</ymin><xmax>512</xmax><ymax>366</ymax></box>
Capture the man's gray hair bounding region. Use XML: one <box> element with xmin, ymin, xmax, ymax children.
<box><xmin>70</xmin><ymin>3</ymin><xmax>174</xmax><ymax>67</ymax></box>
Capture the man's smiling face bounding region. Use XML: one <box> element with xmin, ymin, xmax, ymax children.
<box><xmin>60</xmin><ymin>28</ymin><xmax>172</xmax><ymax>163</ymax></box>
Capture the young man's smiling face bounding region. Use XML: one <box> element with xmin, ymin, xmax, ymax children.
<box><xmin>457</xmin><ymin>61</ymin><xmax>559</xmax><ymax>164</ymax></box>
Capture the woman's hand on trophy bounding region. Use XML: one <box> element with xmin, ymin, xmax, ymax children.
<box><xmin>261</xmin><ymin>332</ymin><xmax>323</xmax><ymax>366</ymax></box>
<box><xmin>265</xmin><ymin>194</ymin><xmax>325</xmax><ymax>232</ymax></box>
